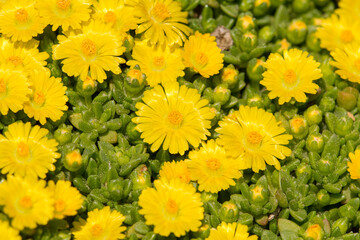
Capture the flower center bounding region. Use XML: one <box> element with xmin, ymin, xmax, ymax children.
<box><xmin>17</xmin><ymin>142</ymin><xmax>30</xmax><ymax>157</ymax></box>
<box><xmin>20</xmin><ymin>196</ymin><xmax>32</xmax><ymax>209</ymax></box>
<box><xmin>54</xmin><ymin>199</ymin><xmax>66</xmax><ymax>212</ymax></box>
<box><xmin>168</xmin><ymin>110</ymin><xmax>183</xmax><ymax>125</ymax></box>
<box><xmin>165</xmin><ymin>199</ymin><xmax>178</xmax><ymax>214</ymax></box>
<box><xmin>33</xmin><ymin>91</ymin><xmax>45</xmax><ymax>105</ymax></box>
<box><xmin>0</xmin><ymin>79</ymin><xmax>6</xmax><ymax>93</ymax></box>
<box><xmin>56</xmin><ymin>0</ymin><xmax>71</xmax><ymax>10</ymax></box>
<box><xmin>284</xmin><ymin>69</ymin><xmax>297</xmax><ymax>84</ymax></box>
<box><xmin>179</xmin><ymin>174</ymin><xmax>190</xmax><ymax>183</ymax></box>
<box><xmin>153</xmin><ymin>56</ymin><xmax>165</xmax><ymax>68</ymax></box>
<box><xmin>151</xmin><ymin>3</ymin><xmax>170</xmax><ymax>22</ymax></box>
<box><xmin>15</xmin><ymin>8</ymin><xmax>29</xmax><ymax>22</ymax></box>
<box><xmin>247</xmin><ymin>131</ymin><xmax>263</xmax><ymax>145</ymax></box>
<box><xmin>81</xmin><ymin>39</ymin><xmax>97</xmax><ymax>57</ymax></box>
<box><xmin>206</xmin><ymin>158</ymin><xmax>221</xmax><ymax>170</ymax></box>
<box><xmin>90</xmin><ymin>224</ymin><xmax>103</xmax><ymax>237</ymax></box>
<box><xmin>7</xmin><ymin>56</ymin><xmax>23</xmax><ymax>67</ymax></box>
<box><xmin>195</xmin><ymin>52</ymin><xmax>209</xmax><ymax>66</ymax></box>
<box><xmin>341</xmin><ymin>30</ymin><xmax>354</xmax><ymax>43</ymax></box>
<box><xmin>355</xmin><ymin>59</ymin><xmax>360</xmax><ymax>70</ymax></box>
<box><xmin>104</xmin><ymin>10</ymin><xmax>116</xmax><ymax>23</ymax></box>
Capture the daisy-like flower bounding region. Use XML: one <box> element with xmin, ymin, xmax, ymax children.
<box><xmin>139</xmin><ymin>178</ymin><xmax>204</xmax><ymax>237</ymax></box>
<box><xmin>348</xmin><ymin>149</ymin><xmax>360</xmax><ymax>179</ymax></box>
<box><xmin>0</xmin><ymin>175</ymin><xmax>54</xmax><ymax>230</ymax></box>
<box><xmin>330</xmin><ymin>43</ymin><xmax>360</xmax><ymax>83</ymax></box>
<box><xmin>0</xmin><ymin>121</ymin><xmax>60</xmax><ymax>179</ymax></box>
<box><xmin>187</xmin><ymin>139</ymin><xmax>242</xmax><ymax>193</ymax></box>
<box><xmin>23</xmin><ymin>69</ymin><xmax>68</xmax><ymax>125</ymax></box>
<box><xmin>36</xmin><ymin>0</ymin><xmax>91</xmax><ymax>31</ymax></box>
<box><xmin>92</xmin><ymin>0</ymin><xmax>137</xmax><ymax>34</ymax></box>
<box><xmin>132</xmin><ymin>82</ymin><xmax>215</xmax><ymax>155</ymax></box>
<box><xmin>0</xmin><ymin>0</ymin><xmax>46</xmax><ymax>42</ymax></box>
<box><xmin>260</xmin><ymin>48</ymin><xmax>322</xmax><ymax>105</ymax></box>
<box><xmin>0</xmin><ymin>38</ymin><xmax>49</xmax><ymax>76</ymax></box>
<box><xmin>133</xmin><ymin>0</ymin><xmax>192</xmax><ymax>46</ymax></box>
<box><xmin>336</xmin><ymin>0</ymin><xmax>360</xmax><ymax>18</ymax></box>
<box><xmin>47</xmin><ymin>180</ymin><xmax>83</xmax><ymax>219</ymax></box>
<box><xmin>0</xmin><ymin>0</ymin><xmax>6</xmax><ymax>9</ymax></box>
<box><xmin>127</xmin><ymin>40</ymin><xmax>185</xmax><ymax>86</ymax></box>
<box><xmin>216</xmin><ymin>106</ymin><xmax>293</xmax><ymax>173</ymax></box>
<box><xmin>72</xmin><ymin>206</ymin><xmax>126</xmax><ymax>240</ymax></box>
<box><xmin>0</xmin><ymin>68</ymin><xmax>31</xmax><ymax>115</ymax></box>
<box><xmin>316</xmin><ymin>14</ymin><xmax>360</xmax><ymax>51</ymax></box>
<box><xmin>52</xmin><ymin>20</ymin><xmax>125</xmax><ymax>83</ymax></box>
<box><xmin>206</xmin><ymin>222</ymin><xmax>258</xmax><ymax>240</ymax></box>
<box><xmin>0</xmin><ymin>221</ymin><xmax>21</xmax><ymax>240</ymax></box>
<box><xmin>182</xmin><ymin>31</ymin><xmax>224</xmax><ymax>78</ymax></box>
<box><xmin>159</xmin><ymin>160</ymin><xmax>191</xmax><ymax>184</ymax></box>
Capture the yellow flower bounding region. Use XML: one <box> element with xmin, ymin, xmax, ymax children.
<box><xmin>305</xmin><ymin>224</ymin><xmax>322</xmax><ymax>240</ymax></box>
<box><xmin>139</xmin><ymin>178</ymin><xmax>204</xmax><ymax>237</ymax></box>
<box><xmin>260</xmin><ymin>48</ymin><xmax>322</xmax><ymax>104</ymax></box>
<box><xmin>127</xmin><ymin>40</ymin><xmax>185</xmax><ymax>86</ymax></box>
<box><xmin>336</xmin><ymin>0</ymin><xmax>360</xmax><ymax>18</ymax></box>
<box><xmin>92</xmin><ymin>0</ymin><xmax>137</xmax><ymax>34</ymax></box>
<box><xmin>316</xmin><ymin>14</ymin><xmax>360</xmax><ymax>51</ymax></box>
<box><xmin>36</xmin><ymin>0</ymin><xmax>91</xmax><ymax>31</ymax></box>
<box><xmin>0</xmin><ymin>0</ymin><xmax>6</xmax><ymax>9</ymax></box>
<box><xmin>159</xmin><ymin>160</ymin><xmax>191</xmax><ymax>184</ymax></box>
<box><xmin>0</xmin><ymin>38</ymin><xmax>49</xmax><ymax>76</ymax></box>
<box><xmin>0</xmin><ymin>175</ymin><xmax>54</xmax><ymax>230</ymax></box>
<box><xmin>72</xmin><ymin>206</ymin><xmax>126</xmax><ymax>240</ymax></box>
<box><xmin>23</xmin><ymin>69</ymin><xmax>68</xmax><ymax>125</ymax></box>
<box><xmin>182</xmin><ymin>31</ymin><xmax>224</xmax><ymax>78</ymax></box>
<box><xmin>52</xmin><ymin>20</ymin><xmax>125</xmax><ymax>83</ymax></box>
<box><xmin>47</xmin><ymin>180</ymin><xmax>83</xmax><ymax>219</ymax></box>
<box><xmin>0</xmin><ymin>0</ymin><xmax>46</xmax><ymax>42</ymax></box>
<box><xmin>216</xmin><ymin>106</ymin><xmax>293</xmax><ymax>173</ymax></box>
<box><xmin>206</xmin><ymin>222</ymin><xmax>258</xmax><ymax>240</ymax></box>
<box><xmin>330</xmin><ymin>42</ymin><xmax>360</xmax><ymax>84</ymax></box>
<box><xmin>0</xmin><ymin>221</ymin><xmax>21</xmax><ymax>240</ymax></box>
<box><xmin>0</xmin><ymin>68</ymin><xmax>31</xmax><ymax>115</ymax></box>
<box><xmin>132</xmin><ymin>82</ymin><xmax>215</xmax><ymax>155</ymax></box>
<box><xmin>0</xmin><ymin>122</ymin><xmax>60</xmax><ymax>179</ymax></box>
<box><xmin>348</xmin><ymin>149</ymin><xmax>360</xmax><ymax>179</ymax></box>
<box><xmin>187</xmin><ymin>140</ymin><xmax>242</xmax><ymax>193</ymax></box>
<box><xmin>133</xmin><ymin>0</ymin><xmax>191</xmax><ymax>46</ymax></box>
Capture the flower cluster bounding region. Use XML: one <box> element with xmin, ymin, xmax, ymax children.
<box><xmin>0</xmin><ymin>39</ymin><xmax>68</xmax><ymax>123</ymax></box>
<box><xmin>317</xmin><ymin>1</ymin><xmax>360</xmax><ymax>179</ymax></box>
<box><xmin>1</xmin><ymin>0</ymin><xmax>360</xmax><ymax>239</ymax></box>
<box><xmin>0</xmin><ymin>122</ymin><xmax>83</xmax><ymax>232</ymax></box>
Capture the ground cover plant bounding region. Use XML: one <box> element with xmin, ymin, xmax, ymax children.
<box><xmin>1</xmin><ymin>0</ymin><xmax>360</xmax><ymax>239</ymax></box>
